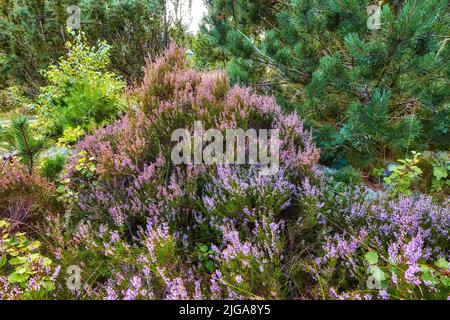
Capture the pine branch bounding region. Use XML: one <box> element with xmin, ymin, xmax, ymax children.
<box><xmin>10</xmin><ymin>115</ymin><xmax>45</xmax><ymax>174</ymax></box>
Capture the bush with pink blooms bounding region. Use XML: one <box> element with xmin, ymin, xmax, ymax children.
<box><xmin>293</xmin><ymin>180</ymin><xmax>450</xmax><ymax>300</ymax></box>
<box><xmin>0</xmin><ymin>44</ymin><xmax>448</xmax><ymax>300</ymax></box>
<box><xmin>0</xmin><ymin>160</ymin><xmax>62</xmax><ymax>231</ymax></box>
<box><xmin>54</xmin><ymin>44</ymin><xmax>319</xmax><ymax>299</ymax></box>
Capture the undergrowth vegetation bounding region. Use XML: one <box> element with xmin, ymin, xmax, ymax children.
<box><xmin>0</xmin><ymin>0</ymin><xmax>449</xmax><ymax>301</ymax></box>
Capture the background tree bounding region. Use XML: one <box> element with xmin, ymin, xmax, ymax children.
<box><xmin>35</xmin><ymin>32</ymin><xmax>128</xmax><ymax>139</ymax></box>
<box><xmin>0</xmin><ymin>0</ymin><xmax>193</xmax><ymax>93</ymax></box>
<box><xmin>197</xmin><ymin>0</ymin><xmax>450</xmax><ymax>168</ymax></box>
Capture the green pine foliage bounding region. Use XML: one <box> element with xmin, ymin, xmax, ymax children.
<box><xmin>198</xmin><ymin>0</ymin><xmax>450</xmax><ymax>168</ymax></box>
<box><xmin>39</xmin><ymin>153</ymin><xmax>66</xmax><ymax>181</ymax></box>
<box><xmin>9</xmin><ymin>115</ymin><xmax>45</xmax><ymax>173</ymax></box>
<box><xmin>0</xmin><ymin>0</ymin><xmax>189</xmax><ymax>91</ymax></box>
<box><xmin>334</xmin><ymin>165</ymin><xmax>363</xmax><ymax>185</ymax></box>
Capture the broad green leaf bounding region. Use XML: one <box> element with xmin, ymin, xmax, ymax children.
<box><xmin>42</xmin><ymin>257</ymin><xmax>52</xmax><ymax>266</ymax></box>
<box><xmin>43</xmin><ymin>280</ymin><xmax>56</xmax><ymax>291</ymax></box>
<box><xmin>368</xmin><ymin>265</ymin><xmax>386</xmax><ymax>282</ymax></box>
<box><xmin>436</xmin><ymin>258</ymin><xmax>450</xmax><ymax>270</ymax></box>
<box><xmin>16</xmin><ymin>265</ymin><xmax>30</xmax><ymax>275</ymax></box>
<box><xmin>29</xmin><ymin>253</ymin><xmax>41</xmax><ymax>261</ymax></box>
<box><xmin>420</xmin><ymin>265</ymin><xmax>437</xmax><ymax>285</ymax></box>
<box><xmin>441</xmin><ymin>277</ymin><xmax>450</xmax><ymax>287</ymax></box>
<box><xmin>8</xmin><ymin>272</ymin><xmax>28</xmax><ymax>284</ymax></box>
<box><xmin>205</xmin><ymin>260</ymin><xmax>215</xmax><ymax>273</ymax></box>
<box><xmin>9</xmin><ymin>256</ymin><xmax>27</xmax><ymax>265</ymax></box>
<box><xmin>365</xmin><ymin>251</ymin><xmax>378</xmax><ymax>265</ymax></box>
<box><xmin>433</xmin><ymin>167</ymin><xmax>447</xmax><ymax>180</ymax></box>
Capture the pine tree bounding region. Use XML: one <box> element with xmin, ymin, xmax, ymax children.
<box><xmin>0</xmin><ymin>0</ymin><xmax>192</xmax><ymax>91</ymax></box>
<box><xmin>9</xmin><ymin>115</ymin><xmax>45</xmax><ymax>174</ymax></box>
<box><xmin>198</xmin><ymin>0</ymin><xmax>450</xmax><ymax>167</ymax></box>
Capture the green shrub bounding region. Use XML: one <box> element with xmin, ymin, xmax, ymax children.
<box><xmin>57</xmin><ymin>126</ymin><xmax>85</xmax><ymax>147</ymax></box>
<box><xmin>334</xmin><ymin>166</ymin><xmax>363</xmax><ymax>185</ymax></box>
<box><xmin>40</xmin><ymin>154</ymin><xmax>67</xmax><ymax>182</ymax></box>
<box><xmin>8</xmin><ymin>115</ymin><xmax>46</xmax><ymax>174</ymax></box>
<box><xmin>0</xmin><ymin>220</ymin><xmax>59</xmax><ymax>299</ymax></box>
<box><xmin>370</xmin><ymin>166</ymin><xmax>386</xmax><ymax>185</ymax></box>
<box><xmin>418</xmin><ymin>151</ymin><xmax>450</xmax><ymax>195</ymax></box>
<box><xmin>36</xmin><ymin>32</ymin><xmax>127</xmax><ymax>139</ymax></box>
<box><xmin>384</xmin><ymin>152</ymin><xmax>423</xmax><ymax>195</ymax></box>
<box><xmin>0</xmin><ymin>86</ymin><xmax>31</xmax><ymax>113</ymax></box>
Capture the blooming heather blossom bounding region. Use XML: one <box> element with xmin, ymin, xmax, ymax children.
<box><xmin>108</xmin><ymin>206</ymin><xmax>125</xmax><ymax>227</ymax></box>
<box><xmin>378</xmin><ymin>290</ymin><xmax>389</xmax><ymax>300</ymax></box>
<box><xmin>194</xmin><ymin>280</ymin><xmax>204</xmax><ymax>300</ymax></box>
<box><xmin>308</xmin><ymin>181</ymin><xmax>450</xmax><ymax>300</ymax></box>
<box><xmin>50</xmin><ymin>43</ymin><xmax>450</xmax><ymax>302</ymax></box>
<box><xmin>165</xmin><ymin>277</ymin><xmax>188</xmax><ymax>300</ymax></box>
<box><xmin>58</xmin><ymin>42</ymin><xmax>320</xmax><ymax>299</ymax></box>
<box><xmin>0</xmin><ymin>276</ymin><xmax>23</xmax><ymax>299</ymax></box>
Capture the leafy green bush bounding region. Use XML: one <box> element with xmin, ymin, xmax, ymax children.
<box><xmin>57</xmin><ymin>126</ymin><xmax>85</xmax><ymax>147</ymax></box>
<box><xmin>36</xmin><ymin>32</ymin><xmax>127</xmax><ymax>139</ymax></box>
<box><xmin>419</xmin><ymin>151</ymin><xmax>450</xmax><ymax>194</ymax></box>
<box><xmin>370</xmin><ymin>166</ymin><xmax>386</xmax><ymax>185</ymax></box>
<box><xmin>384</xmin><ymin>152</ymin><xmax>423</xmax><ymax>194</ymax></box>
<box><xmin>0</xmin><ymin>220</ymin><xmax>59</xmax><ymax>299</ymax></box>
<box><xmin>384</xmin><ymin>151</ymin><xmax>449</xmax><ymax>195</ymax></box>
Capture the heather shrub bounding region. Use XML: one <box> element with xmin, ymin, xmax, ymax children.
<box><xmin>201</xmin><ymin>166</ymin><xmax>294</xmax><ymax>299</ymax></box>
<box><xmin>41</xmin><ymin>213</ymin><xmax>212</xmax><ymax>300</ymax></box>
<box><xmin>66</xmin><ymin>43</ymin><xmax>319</xmax><ymax>227</ymax></box>
<box><xmin>61</xmin><ymin>44</ymin><xmax>320</xmax><ymax>299</ymax></box>
<box><xmin>293</xmin><ymin>179</ymin><xmax>450</xmax><ymax>300</ymax></box>
<box><xmin>0</xmin><ymin>160</ymin><xmax>62</xmax><ymax>231</ymax></box>
<box><xmin>55</xmin><ymin>44</ymin><xmax>448</xmax><ymax>301</ymax></box>
<box><xmin>56</xmin><ymin>165</ymin><xmax>296</xmax><ymax>299</ymax></box>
